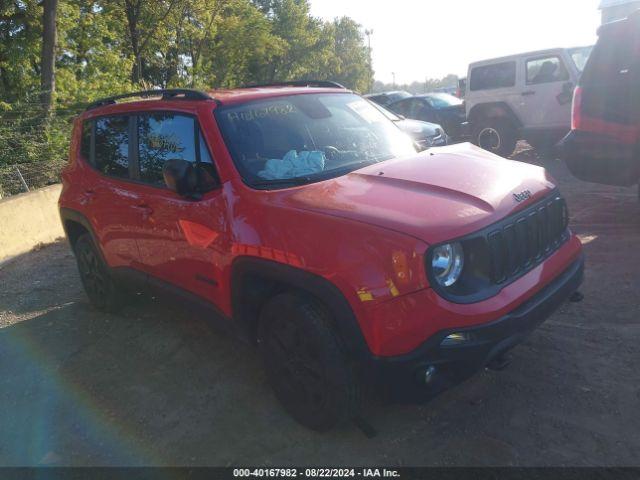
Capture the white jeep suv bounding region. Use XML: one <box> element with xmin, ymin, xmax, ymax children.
<box><xmin>466</xmin><ymin>46</ymin><xmax>592</xmax><ymax>157</ymax></box>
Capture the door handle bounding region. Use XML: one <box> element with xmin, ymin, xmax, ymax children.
<box><xmin>134</xmin><ymin>204</ymin><xmax>154</xmax><ymax>220</ymax></box>
<box><xmin>522</xmin><ymin>91</ymin><xmax>536</xmax><ymax>96</ymax></box>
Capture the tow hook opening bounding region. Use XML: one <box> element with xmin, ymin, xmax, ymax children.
<box><xmin>416</xmin><ymin>365</ymin><xmax>437</xmax><ymax>385</ymax></box>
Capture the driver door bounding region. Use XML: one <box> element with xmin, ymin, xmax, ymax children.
<box><xmin>132</xmin><ymin>112</ymin><xmax>228</xmax><ymax>305</ymax></box>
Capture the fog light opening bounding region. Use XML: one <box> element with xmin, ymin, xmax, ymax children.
<box><xmin>421</xmin><ymin>366</ymin><xmax>436</xmax><ymax>385</ymax></box>
<box><xmin>441</xmin><ymin>332</ymin><xmax>473</xmax><ymax>346</ymax></box>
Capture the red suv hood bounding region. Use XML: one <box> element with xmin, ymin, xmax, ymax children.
<box><xmin>280</xmin><ymin>143</ymin><xmax>557</xmax><ymax>245</ymax></box>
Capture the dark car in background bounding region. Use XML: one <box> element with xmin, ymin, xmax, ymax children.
<box><xmin>562</xmin><ymin>10</ymin><xmax>640</xmax><ymax>191</ymax></box>
<box><xmin>388</xmin><ymin>93</ymin><xmax>469</xmax><ymax>141</ymax></box>
<box><xmin>370</xmin><ymin>101</ymin><xmax>448</xmax><ymax>149</ymax></box>
<box><xmin>364</xmin><ymin>90</ymin><xmax>412</xmax><ymax>107</ymax></box>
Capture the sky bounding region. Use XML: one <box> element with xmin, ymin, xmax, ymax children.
<box><xmin>310</xmin><ymin>0</ymin><xmax>602</xmax><ymax>84</ymax></box>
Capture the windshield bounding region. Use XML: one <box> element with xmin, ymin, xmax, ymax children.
<box><xmin>215</xmin><ymin>93</ymin><xmax>417</xmax><ymax>189</ymax></box>
<box><xmin>424</xmin><ymin>93</ymin><xmax>463</xmax><ymax>109</ymax></box>
<box><xmin>386</xmin><ymin>91</ymin><xmax>412</xmax><ymax>103</ymax></box>
<box><xmin>569</xmin><ymin>46</ymin><xmax>593</xmax><ymax>73</ymax></box>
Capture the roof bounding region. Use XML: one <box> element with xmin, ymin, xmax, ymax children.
<box><xmin>599</xmin><ymin>0</ymin><xmax>639</xmax><ymax>9</ymax></box>
<box><xmin>365</xmin><ymin>91</ymin><xmax>407</xmax><ymax>97</ymax></box>
<box><xmin>209</xmin><ymin>86</ymin><xmax>351</xmax><ymax>106</ymax></box>
<box><xmin>469</xmin><ymin>48</ymin><xmax>566</xmax><ymax>68</ymax></box>
<box><xmin>468</xmin><ymin>46</ymin><xmax>590</xmax><ymax>69</ymax></box>
<box><xmin>81</xmin><ymin>85</ymin><xmax>353</xmax><ymax>117</ymax></box>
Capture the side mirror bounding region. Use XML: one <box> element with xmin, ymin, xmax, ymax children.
<box><xmin>163</xmin><ymin>159</ymin><xmax>198</xmax><ymax>197</ymax></box>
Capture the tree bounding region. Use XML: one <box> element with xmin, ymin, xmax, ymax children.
<box><xmin>0</xmin><ymin>0</ymin><xmax>41</xmax><ymax>102</ymax></box>
<box><xmin>321</xmin><ymin>17</ymin><xmax>373</xmax><ymax>92</ymax></box>
<box><xmin>264</xmin><ymin>0</ymin><xmax>324</xmax><ymax>82</ymax></box>
<box><xmin>40</xmin><ymin>0</ymin><xmax>58</xmax><ymax>116</ymax></box>
<box><xmin>117</xmin><ymin>0</ymin><xmax>181</xmax><ymax>84</ymax></box>
<box><xmin>0</xmin><ymin>0</ymin><xmax>376</xmax><ymax>167</ymax></box>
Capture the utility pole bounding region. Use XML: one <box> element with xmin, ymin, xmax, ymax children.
<box><xmin>364</xmin><ymin>29</ymin><xmax>373</xmax><ymax>67</ymax></box>
<box><xmin>392</xmin><ymin>72</ymin><xmax>396</xmax><ymax>88</ymax></box>
<box><xmin>364</xmin><ymin>29</ymin><xmax>373</xmax><ymax>55</ymax></box>
<box><xmin>364</xmin><ymin>29</ymin><xmax>373</xmax><ymax>91</ymax></box>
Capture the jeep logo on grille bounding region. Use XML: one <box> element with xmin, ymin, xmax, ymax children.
<box><xmin>513</xmin><ymin>190</ymin><xmax>532</xmax><ymax>203</ymax></box>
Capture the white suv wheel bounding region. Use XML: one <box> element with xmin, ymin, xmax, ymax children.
<box><xmin>478</xmin><ymin>127</ymin><xmax>502</xmax><ymax>151</ymax></box>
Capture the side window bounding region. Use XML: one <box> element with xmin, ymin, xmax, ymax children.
<box><xmin>94</xmin><ymin>116</ymin><xmax>130</xmax><ymax>179</ymax></box>
<box><xmin>412</xmin><ymin>100</ymin><xmax>431</xmax><ymax>119</ymax></box>
<box><xmin>137</xmin><ymin>113</ymin><xmax>217</xmax><ymax>188</ymax></box>
<box><xmin>470</xmin><ymin>62</ymin><xmax>517</xmax><ymax>91</ymax></box>
<box><xmin>80</xmin><ymin>120</ymin><xmax>92</xmax><ymax>161</ymax></box>
<box><xmin>390</xmin><ymin>99</ymin><xmax>411</xmax><ymax>116</ymax></box>
<box><xmin>526</xmin><ymin>56</ymin><xmax>569</xmax><ymax>85</ymax></box>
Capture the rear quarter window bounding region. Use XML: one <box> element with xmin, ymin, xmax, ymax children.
<box><xmin>470</xmin><ymin>61</ymin><xmax>517</xmax><ymax>91</ymax></box>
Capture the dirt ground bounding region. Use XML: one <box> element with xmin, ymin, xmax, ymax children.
<box><xmin>1</xmin><ymin>145</ymin><xmax>639</xmax><ymax>467</ymax></box>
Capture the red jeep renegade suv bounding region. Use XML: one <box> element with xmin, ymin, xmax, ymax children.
<box><xmin>59</xmin><ymin>82</ymin><xmax>584</xmax><ymax>431</ymax></box>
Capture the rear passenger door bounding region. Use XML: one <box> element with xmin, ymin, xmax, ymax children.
<box><xmin>81</xmin><ymin>115</ymin><xmax>144</xmax><ymax>269</ymax></box>
<box><xmin>518</xmin><ymin>54</ymin><xmax>573</xmax><ymax>129</ymax></box>
<box><xmin>131</xmin><ymin>112</ymin><xmax>228</xmax><ymax>305</ymax></box>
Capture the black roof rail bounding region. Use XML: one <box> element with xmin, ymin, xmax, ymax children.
<box><xmin>86</xmin><ymin>89</ymin><xmax>213</xmax><ymax>111</ymax></box>
<box><xmin>239</xmin><ymin>80</ymin><xmax>346</xmax><ymax>89</ymax></box>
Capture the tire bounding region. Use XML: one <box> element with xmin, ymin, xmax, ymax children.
<box><xmin>257</xmin><ymin>292</ymin><xmax>361</xmax><ymax>431</ymax></box>
<box><xmin>73</xmin><ymin>233</ymin><xmax>126</xmax><ymax>313</ymax></box>
<box><xmin>473</xmin><ymin>118</ymin><xmax>518</xmax><ymax>157</ymax></box>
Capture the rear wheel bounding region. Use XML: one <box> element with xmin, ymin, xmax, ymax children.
<box><xmin>257</xmin><ymin>292</ymin><xmax>361</xmax><ymax>431</ymax></box>
<box><xmin>473</xmin><ymin>118</ymin><xmax>518</xmax><ymax>157</ymax></box>
<box><xmin>73</xmin><ymin>233</ymin><xmax>126</xmax><ymax>312</ymax></box>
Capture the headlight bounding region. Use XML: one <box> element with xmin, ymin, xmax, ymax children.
<box><xmin>431</xmin><ymin>242</ymin><xmax>464</xmax><ymax>287</ymax></box>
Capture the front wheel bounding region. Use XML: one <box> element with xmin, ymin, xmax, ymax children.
<box><xmin>73</xmin><ymin>233</ymin><xmax>127</xmax><ymax>312</ymax></box>
<box><xmin>473</xmin><ymin>118</ymin><xmax>518</xmax><ymax>158</ymax></box>
<box><xmin>257</xmin><ymin>293</ymin><xmax>361</xmax><ymax>431</ymax></box>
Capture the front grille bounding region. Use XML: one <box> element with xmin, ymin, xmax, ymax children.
<box><xmin>487</xmin><ymin>195</ymin><xmax>569</xmax><ymax>284</ymax></box>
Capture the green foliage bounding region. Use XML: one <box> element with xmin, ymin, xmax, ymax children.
<box><xmin>0</xmin><ymin>0</ymin><xmax>374</xmax><ymax>168</ymax></box>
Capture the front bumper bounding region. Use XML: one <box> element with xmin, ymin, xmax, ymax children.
<box><xmin>369</xmin><ymin>254</ymin><xmax>584</xmax><ymax>403</ymax></box>
<box><xmin>446</xmin><ymin>121</ymin><xmax>471</xmax><ymax>142</ymax></box>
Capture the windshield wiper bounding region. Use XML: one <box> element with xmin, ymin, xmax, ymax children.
<box><xmin>250</xmin><ymin>176</ymin><xmax>314</xmax><ymax>189</ymax></box>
